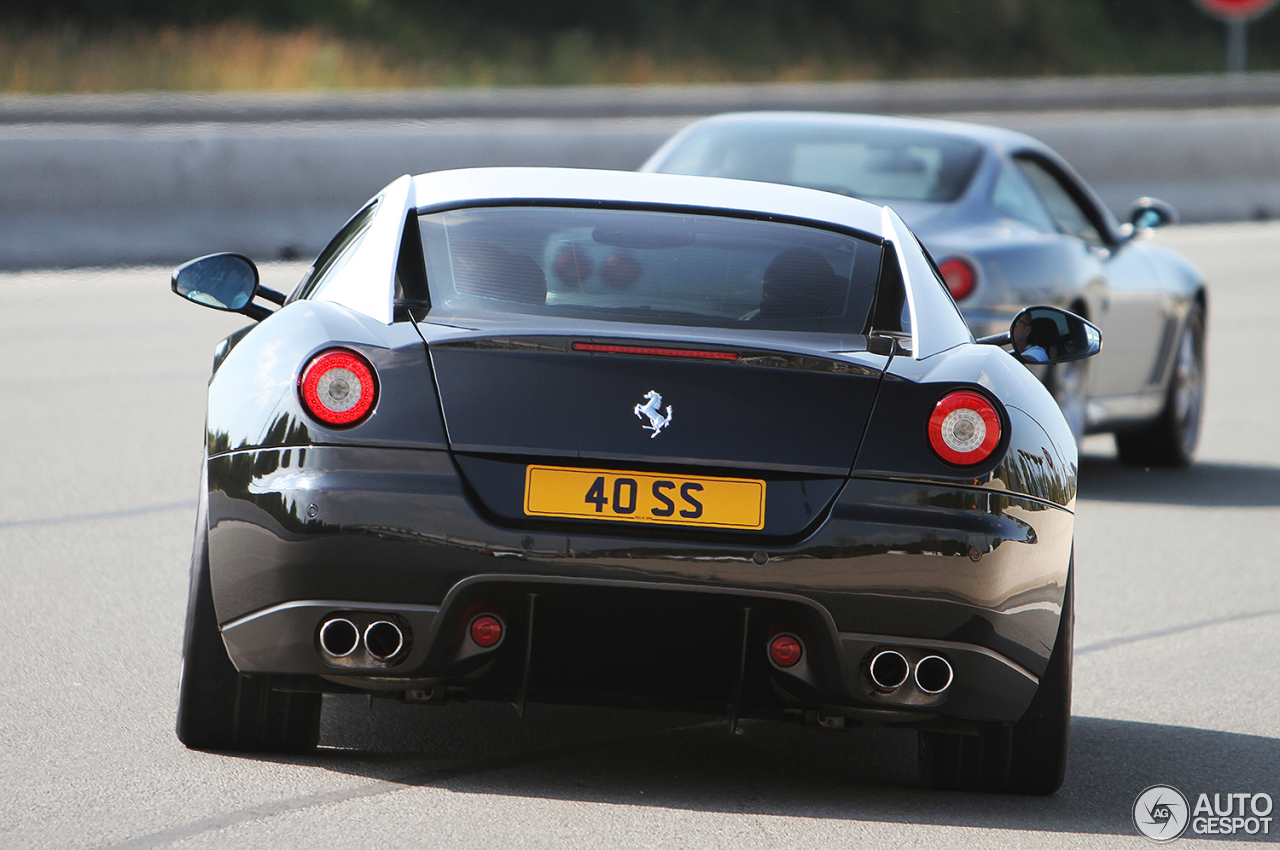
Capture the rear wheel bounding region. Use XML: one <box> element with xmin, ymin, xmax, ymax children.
<box><xmin>176</xmin><ymin>488</ymin><xmax>321</xmax><ymax>753</ymax></box>
<box><xmin>1115</xmin><ymin>304</ymin><xmax>1205</xmax><ymax>467</ymax></box>
<box><xmin>919</xmin><ymin>561</ymin><xmax>1073</xmax><ymax>794</ymax></box>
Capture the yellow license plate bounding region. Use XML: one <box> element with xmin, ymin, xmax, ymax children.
<box><xmin>524</xmin><ymin>466</ymin><xmax>766</xmax><ymax>530</ymax></box>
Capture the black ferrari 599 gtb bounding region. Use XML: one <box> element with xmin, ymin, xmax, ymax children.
<box><xmin>173</xmin><ymin>167</ymin><xmax>1099</xmax><ymax>794</ymax></box>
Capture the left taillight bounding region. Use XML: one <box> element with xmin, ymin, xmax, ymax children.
<box><xmin>928</xmin><ymin>390</ymin><xmax>1002</xmax><ymax>466</ymax></box>
<box><xmin>299</xmin><ymin>349</ymin><xmax>378</xmax><ymax>427</ymax></box>
<box><xmin>938</xmin><ymin>257</ymin><xmax>977</xmax><ymax>301</ymax></box>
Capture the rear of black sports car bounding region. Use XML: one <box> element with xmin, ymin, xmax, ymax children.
<box><xmin>177</xmin><ymin>178</ymin><xmax>1078</xmax><ymax>793</ymax></box>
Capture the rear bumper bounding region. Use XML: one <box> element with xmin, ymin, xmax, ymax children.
<box><xmin>223</xmin><ymin>577</ymin><xmax>1038</xmax><ymax>724</ymax></box>
<box><xmin>207</xmin><ymin>445</ymin><xmax>1072</xmax><ymax>726</ymax></box>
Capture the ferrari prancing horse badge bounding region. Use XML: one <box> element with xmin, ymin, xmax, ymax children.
<box><xmin>634</xmin><ymin>390</ymin><xmax>673</xmax><ymax>438</ymax></box>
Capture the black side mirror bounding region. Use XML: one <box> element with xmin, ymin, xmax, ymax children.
<box><xmin>172</xmin><ymin>253</ymin><xmax>264</xmax><ymax>318</ymax></box>
<box><xmin>172</xmin><ymin>253</ymin><xmax>286</xmax><ymax>320</ymax></box>
<box><xmin>1009</xmin><ymin>306</ymin><xmax>1102</xmax><ymax>365</ymax></box>
<box><xmin>1127</xmin><ymin>197</ymin><xmax>1178</xmax><ymax>232</ymax></box>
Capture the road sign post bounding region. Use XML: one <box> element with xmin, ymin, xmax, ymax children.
<box><xmin>1192</xmin><ymin>0</ymin><xmax>1280</xmax><ymax>73</ymax></box>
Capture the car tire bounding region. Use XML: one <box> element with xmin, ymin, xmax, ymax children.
<box><xmin>919</xmin><ymin>558</ymin><xmax>1073</xmax><ymax>794</ymax></box>
<box><xmin>175</xmin><ymin>481</ymin><xmax>322</xmax><ymax>753</ymax></box>
<box><xmin>1114</xmin><ymin>304</ymin><xmax>1205</xmax><ymax>467</ymax></box>
<box><xmin>1047</xmin><ymin>357</ymin><xmax>1089</xmax><ymax>448</ymax></box>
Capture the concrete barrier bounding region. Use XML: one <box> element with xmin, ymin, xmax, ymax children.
<box><xmin>0</xmin><ymin>117</ymin><xmax>686</xmax><ymax>269</ymax></box>
<box><xmin>3</xmin><ymin>75</ymin><xmax>1279</xmax><ymax>269</ymax></box>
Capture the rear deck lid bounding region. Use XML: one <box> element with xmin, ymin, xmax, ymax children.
<box><xmin>414</xmin><ymin>204</ymin><xmax>891</xmax><ymax>473</ymax></box>
<box><xmin>428</xmin><ymin>332</ymin><xmax>886</xmax><ymax>474</ymax></box>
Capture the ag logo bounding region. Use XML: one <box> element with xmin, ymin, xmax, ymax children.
<box><xmin>1134</xmin><ymin>785</ymin><xmax>1191</xmax><ymax>842</ymax></box>
<box><xmin>634</xmin><ymin>390</ymin><xmax>673</xmax><ymax>438</ymax></box>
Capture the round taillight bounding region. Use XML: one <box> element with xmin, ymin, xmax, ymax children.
<box><xmin>928</xmin><ymin>390</ymin><xmax>1002</xmax><ymax>466</ymax></box>
<box><xmin>299</xmin><ymin>349</ymin><xmax>377</xmax><ymax>427</ymax></box>
<box><xmin>938</xmin><ymin>257</ymin><xmax>977</xmax><ymax>301</ymax></box>
<box><xmin>470</xmin><ymin>615</ymin><xmax>503</xmax><ymax>648</ymax></box>
<box><xmin>769</xmin><ymin>634</ymin><xmax>803</xmax><ymax>668</ymax></box>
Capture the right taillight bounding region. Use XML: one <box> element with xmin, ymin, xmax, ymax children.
<box><xmin>928</xmin><ymin>390</ymin><xmax>1001</xmax><ymax>466</ymax></box>
<box><xmin>938</xmin><ymin>257</ymin><xmax>976</xmax><ymax>301</ymax></box>
<box><xmin>299</xmin><ymin>348</ymin><xmax>377</xmax><ymax>427</ymax></box>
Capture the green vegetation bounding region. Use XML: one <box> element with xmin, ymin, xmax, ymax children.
<box><xmin>3</xmin><ymin>1</ymin><xmax>1280</xmax><ymax>93</ymax></box>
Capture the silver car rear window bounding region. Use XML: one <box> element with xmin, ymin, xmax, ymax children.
<box><xmin>657</xmin><ymin>124</ymin><xmax>983</xmax><ymax>203</ymax></box>
<box><xmin>416</xmin><ymin>206</ymin><xmax>882</xmax><ymax>334</ymax></box>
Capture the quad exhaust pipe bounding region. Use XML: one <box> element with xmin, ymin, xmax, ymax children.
<box><xmin>914</xmin><ymin>654</ymin><xmax>954</xmax><ymax>695</ymax></box>
<box><xmin>868</xmin><ymin>650</ymin><xmax>910</xmax><ymax>692</ymax></box>
<box><xmin>867</xmin><ymin>649</ymin><xmax>953</xmax><ymax>695</ymax></box>
<box><xmin>319</xmin><ymin>616</ymin><xmax>406</xmax><ymax>663</ymax></box>
<box><xmin>364</xmin><ymin>620</ymin><xmax>405</xmax><ymax>662</ymax></box>
<box><xmin>319</xmin><ymin>618</ymin><xmax>360</xmax><ymax>658</ymax></box>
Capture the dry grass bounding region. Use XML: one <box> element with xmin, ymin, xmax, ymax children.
<box><xmin>0</xmin><ymin>24</ymin><xmax>444</xmax><ymax>93</ymax></box>
<box><xmin>0</xmin><ymin>22</ymin><xmax>874</xmax><ymax>93</ymax></box>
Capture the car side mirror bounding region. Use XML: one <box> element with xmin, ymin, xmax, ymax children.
<box><xmin>172</xmin><ymin>253</ymin><xmax>283</xmax><ymax>320</ymax></box>
<box><xmin>1008</xmin><ymin>306</ymin><xmax>1102</xmax><ymax>365</ymax></box>
<box><xmin>1127</xmin><ymin>197</ymin><xmax>1178</xmax><ymax>232</ymax></box>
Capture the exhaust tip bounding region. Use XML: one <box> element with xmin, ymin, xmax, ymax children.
<box><xmin>319</xmin><ymin>618</ymin><xmax>359</xmax><ymax>658</ymax></box>
<box><xmin>364</xmin><ymin>620</ymin><xmax>405</xmax><ymax>661</ymax></box>
<box><xmin>915</xmin><ymin>655</ymin><xmax>954</xmax><ymax>694</ymax></box>
<box><xmin>868</xmin><ymin>649</ymin><xmax>910</xmax><ymax>692</ymax></box>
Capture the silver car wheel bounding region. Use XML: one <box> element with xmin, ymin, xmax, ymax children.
<box><xmin>1171</xmin><ymin>310</ymin><xmax>1206</xmax><ymax>459</ymax></box>
<box><xmin>1115</xmin><ymin>304</ymin><xmax>1206</xmax><ymax>467</ymax></box>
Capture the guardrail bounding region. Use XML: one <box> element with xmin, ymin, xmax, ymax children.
<box><xmin>7</xmin><ymin>73</ymin><xmax>1280</xmax><ymax>123</ymax></box>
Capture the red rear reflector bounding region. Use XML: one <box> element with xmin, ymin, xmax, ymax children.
<box><xmin>299</xmin><ymin>349</ymin><xmax>377</xmax><ymax>427</ymax></box>
<box><xmin>938</xmin><ymin>258</ymin><xmax>977</xmax><ymax>301</ymax></box>
<box><xmin>769</xmin><ymin>634</ymin><xmax>803</xmax><ymax>668</ymax></box>
<box><xmin>928</xmin><ymin>390</ymin><xmax>1002</xmax><ymax>466</ymax></box>
<box><xmin>572</xmin><ymin>342</ymin><xmax>738</xmax><ymax>361</ymax></box>
<box><xmin>470</xmin><ymin>615</ymin><xmax>503</xmax><ymax>648</ymax></box>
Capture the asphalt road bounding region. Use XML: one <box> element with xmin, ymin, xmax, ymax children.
<box><xmin>1</xmin><ymin>223</ymin><xmax>1278</xmax><ymax>848</ymax></box>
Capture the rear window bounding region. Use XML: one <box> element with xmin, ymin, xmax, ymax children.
<box><xmin>416</xmin><ymin>206</ymin><xmax>882</xmax><ymax>335</ymax></box>
<box><xmin>656</xmin><ymin>123</ymin><xmax>983</xmax><ymax>203</ymax></box>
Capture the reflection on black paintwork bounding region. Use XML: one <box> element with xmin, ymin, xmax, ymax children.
<box><xmin>209</xmin><ymin>444</ymin><xmax>334</xmax><ymax>536</ymax></box>
<box><xmin>998</xmin><ymin>445</ymin><xmax>1077</xmax><ymax>506</ymax></box>
<box><xmin>208</xmin><ymin>413</ymin><xmax>315</xmax><ymax>459</ymax></box>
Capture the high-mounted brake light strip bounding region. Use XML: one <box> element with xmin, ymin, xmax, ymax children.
<box><xmin>572</xmin><ymin>342</ymin><xmax>739</xmax><ymax>361</ymax></box>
